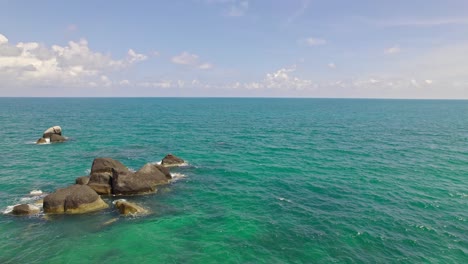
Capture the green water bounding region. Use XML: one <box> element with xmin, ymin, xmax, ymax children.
<box><xmin>0</xmin><ymin>98</ymin><xmax>467</xmax><ymax>263</ymax></box>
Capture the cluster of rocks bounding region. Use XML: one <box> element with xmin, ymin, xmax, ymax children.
<box><xmin>36</xmin><ymin>126</ymin><xmax>67</xmax><ymax>144</ymax></box>
<box><xmin>9</xmin><ymin>154</ymin><xmax>185</xmax><ymax>217</ymax></box>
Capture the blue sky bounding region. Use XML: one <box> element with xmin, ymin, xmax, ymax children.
<box><xmin>1</xmin><ymin>0</ymin><xmax>468</xmax><ymax>98</ymax></box>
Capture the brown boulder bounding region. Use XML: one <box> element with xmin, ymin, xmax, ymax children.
<box><xmin>112</xmin><ymin>164</ymin><xmax>170</xmax><ymax>195</ymax></box>
<box><xmin>50</xmin><ymin>134</ymin><xmax>67</xmax><ymax>142</ymax></box>
<box><xmin>114</xmin><ymin>199</ymin><xmax>148</xmax><ymax>215</ymax></box>
<box><xmin>91</xmin><ymin>157</ymin><xmax>128</xmax><ymax>174</ymax></box>
<box><xmin>75</xmin><ymin>176</ymin><xmax>90</xmax><ymax>185</ymax></box>
<box><xmin>87</xmin><ymin>158</ymin><xmax>129</xmax><ymax>195</ymax></box>
<box><xmin>12</xmin><ymin>204</ymin><xmax>40</xmax><ymax>215</ymax></box>
<box><xmin>161</xmin><ymin>154</ymin><xmax>185</xmax><ymax>167</ymax></box>
<box><xmin>43</xmin><ymin>185</ymin><xmax>108</xmax><ymax>214</ymax></box>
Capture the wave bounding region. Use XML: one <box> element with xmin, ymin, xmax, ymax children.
<box><xmin>170</xmin><ymin>173</ymin><xmax>186</xmax><ymax>182</ymax></box>
<box><xmin>151</xmin><ymin>160</ymin><xmax>190</xmax><ymax>167</ymax></box>
<box><xmin>3</xmin><ymin>190</ymin><xmax>45</xmax><ymax>215</ymax></box>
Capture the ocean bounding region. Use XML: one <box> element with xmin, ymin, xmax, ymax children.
<box><xmin>0</xmin><ymin>98</ymin><xmax>466</xmax><ymax>263</ymax></box>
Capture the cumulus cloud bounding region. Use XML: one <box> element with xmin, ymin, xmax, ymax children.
<box><xmin>0</xmin><ymin>33</ymin><xmax>147</xmax><ymax>91</ymax></box>
<box><xmin>127</xmin><ymin>49</ymin><xmax>148</xmax><ymax>63</ymax></box>
<box><xmin>384</xmin><ymin>45</ymin><xmax>401</xmax><ymax>54</ymax></box>
<box><xmin>243</xmin><ymin>66</ymin><xmax>314</xmax><ymax>91</ymax></box>
<box><xmin>171</xmin><ymin>51</ymin><xmax>214</xmax><ymax>70</ymax></box>
<box><xmin>171</xmin><ymin>51</ymin><xmax>199</xmax><ymax>65</ymax></box>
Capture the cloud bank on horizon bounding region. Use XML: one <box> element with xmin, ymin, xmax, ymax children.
<box><xmin>0</xmin><ymin>0</ymin><xmax>468</xmax><ymax>98</ymax></box>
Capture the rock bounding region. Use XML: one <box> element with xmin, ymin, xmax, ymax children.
<box><xmin>87</xmin><ymin>158</ymin><xmax>129</xmax><ymax>195</ymax></box>
<box><xmin>75</xmin><ymin>176</ymin><xmax>90</xmax><ymax>185</ymax></box>
<box><xmin>12</xmin><ymin>204</ymin><xmax>40</xmax><ymax>215</ymax></box>
<box><xmin>50</xmin><ymin>134</ymin><xmax>67</xmax><ymax>142</ymax></box>
<box><xmin>87</xmin><ymin>172</ymin><xmax>113</xmax><ymax>195</ymax></box>
<box><xmin>154</xmin><ymin>164</ymin><xmax>172</xmax><ymax>179</ymax></box>
<box><xmin>161</xmin><ymin>154</ymin><xmax>185</xmax><ymax>167</ymax></box>
<box><xmin>36</xmin><ymin>125</ymin><xmax>66</xmax><ymax>144</ymax></box>
<box><xmin>112</xmin><ymin>164</ymin><xmax>170</xmax><ymax>195</ymax></box>
<box><xmin>43</xmin><ymin>185</ymin><xmax>108</xmax><ymax>214</ymax></box>
<box><xmin>43</xmin><ymin>126</ymin><xmax>62</xmax><ymax>138</ymax></box>
<box><xmin>91</xmin><ymin>158</ymin><xmax>128</xmax><ymax>174</ymax></box>
<box><xmin>36</xmin><ymin>137</ymin><xmax>49</xmax><ymax>144</ymax></box>
<box><xmin>103</xmin><ymin>218</ymin><xmax>119</xmax><ymax>226</ymax></box>
<box><xmin>114</xmin><ymin>199</ymin><xmax>148</xmax><ymax>215</ymax></box>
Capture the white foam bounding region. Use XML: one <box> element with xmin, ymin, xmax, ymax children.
<box><xmin>170</xmin><ymin>173</ymin><xmax>186</xmax><ymax>182</ymax></box>
<box><xmin>112</xmin><ymin>199</ymin><xmax>127</xmax><ymax>205</ymax></box>
<box><xmin>277</xmin><ymin>197</ymin><xmax>292</xmax><ymax>203</ymax></box>
<box><xmin>151</xmin><ymin>161</ymin><xmax>190</xmax><ymax>167</ymax></box>
<box><xmin>30</xmin><ymin>190</ymin><xmax>43</xmax><ymax>196</ymax></box>
<box><xmin>3</xmin><ymin>204</ymin><xmax>20</xmax><ymax>214</ymax></box>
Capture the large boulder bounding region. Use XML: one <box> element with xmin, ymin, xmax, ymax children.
<box><xmin>36</xmin><ymin>125</ymin><xmax>67</xmax><ymax>144</ymax></box>
<box><xmin>114</xmin><ymin>199</ymin><xmax>148</xmax><ymax>215</ymax></box>
<box><xmin>43</xmin><ymin>126</ymin><xmax>62</xmax><ymax>138</ymax></box>
<box><xmin>87</xmin><ymin>172</ymin><xmax>113</xmax><ymax>195</ymax></box>
<box><xmin>12</xmin><ymin>204</ymin><xmax>40</xmax><ymax>215</ymax></box>
<box><xmin>161</xmin><ymin>154</ymin><xmax>185</xmax><ymax>167</ymax></box>
<box><xmin>50</xmin><ymin>134</ymin><xmax>67</xmax><ymax>142</ymax></box>
<box><xmin>87</xmin><ymin>158</ymin><xmax>129</xmax><ymax>195</ymax></box>
<box><xmin>43</xmin><ymin>185</ymin><xmax>108</xmax><ymax>214</ymax></box>
<box><xmin>112</xmin><ymin>164</ymin><xmax>171</xmax><ymax>195</ymax></box>
<box><xmin>91</xmin><ymin>157</ymin><xmax>128</xmax><ymax>174</ymax></box>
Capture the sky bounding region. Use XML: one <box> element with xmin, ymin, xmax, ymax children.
<box><xmin>1</xmin><ymin>0</ymin><xmax>468</xmax><ymax>98</ymax></box>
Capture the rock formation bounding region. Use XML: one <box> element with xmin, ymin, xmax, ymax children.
<box><xmin>87</xmin><ymin>158</ymin><xmax>129</xmax><ymax>195</ymax></box>
<box><xmin>161</xmin><ymin>154</ymin><xmax>185</xmax><ymax>167</ymax></box>
<box><xmin>11</xmin><ymin>204</ymin><xmax>41</xmax><ymax>215</ymax></box>
<box><xmin>43</xmin><ymin>184</ymin><xmax>108</xmax><ymax>214</ymax></box>
<box><xmin>114</xmin><ymin>199</ymin><xmax>148</xmax><ymax>215</ymax></box>
<box><xmin>112</xmin><ymin>163</ymin><xmax>171</xmax><ymax>195</ymax></box>
<box><xmin>36</xmin><ymin>125</ymin><xmax>67</xmax><ymax>144</ymax></box>
<box><xmin>75</xmin><ymin>176</ymin><xmax>90</xmax><ymax>185</ymax></box>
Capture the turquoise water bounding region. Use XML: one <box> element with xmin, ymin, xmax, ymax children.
<box><xmin>0</xmin><ymin>98</ymin><xmax>467</xmax><ymax>263</ymax></box>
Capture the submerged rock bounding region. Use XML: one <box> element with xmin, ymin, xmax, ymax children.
<box><xmin>12</xmin><ymin>204</ymin><xmax>40</xmax><ymax>215</ymax></box>
<box><xmin>161</xmin><ymin>154</ymin><xmax>185</xmax><ymax>167</ymax></box>
<box><xmin>43</xmin><ymin>185</ymin><xmax>108</xmax><ymax>214</ymax></box>
<box><xmin>114</xmin><ymin>200</ymin><xmax>148</xmax><ymax>215</ymax></box>
<box><xmin>112</xmin><ymin>163</ymin><xmax>171</xmax><ymax>195</ymax></box>
<box><xmin>36</xmin><ymin>125</ymin><xmax>67</xmax><ymax>144</ymax></box>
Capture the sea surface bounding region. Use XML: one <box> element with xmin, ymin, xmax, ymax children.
<box><xmin>0</xmin><ymin>98</ymin><xmax>467</xmax><ymax>263</ymax></box>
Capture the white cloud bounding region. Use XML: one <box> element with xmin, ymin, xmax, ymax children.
<box><xmin>384</xmin><ymin>45</ymin><xmax>401</xmax><ymax>54</ymax></box>
<box><xmin>171</xmin><ymin>51</ymin><xmax>199</xmax><ymax>65</ymax></box>
<box><xmin>243</xmin><ymin>66</ymin><xmax>314</xmax><ymax>91</ymax></box>
<box><xmin>328</xmin><ymin>62</ymin><xmax>336</xmax><ymax>69</ymax></box>
<box><xmin>171</xmin><ymin>51</ymin><xmax>213</xmax><ymax>70</ymax></box>
<box><xmin>0</xmin><ymin>33</ymin><xmax>147</xmax><ymax>90</ymax></box>
<box><xmin>127</xmin><ymin>49</ymin><xmax>148</xmax><ymax>63</ymax></box>
<box><xmin>0</xmin><ymin>34</ymin><xmax>8</xmax><ymax>45</ymax></box>
<box><xmin>119</xmin><ymin>79</ymin><xmax>131</xmax><ymax>86</ymax></box>
<box><xmin>198</xmin><ymin>63</ymin><xmax>213</xmax><ymax>70</ymax></box>
<box><xmin>305</xmin><ymin>37</ymin><xmax>327</xmax><ymax>46</ymax></box>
